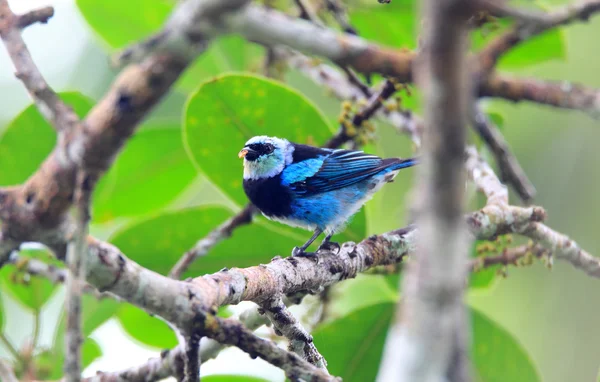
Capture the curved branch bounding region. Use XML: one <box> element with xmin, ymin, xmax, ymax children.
<box><xmin>478</xmin><ymin>0</ymin><xmax>600</xmax><ymax>74</ymax></box>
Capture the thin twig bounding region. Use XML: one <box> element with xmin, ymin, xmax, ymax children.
<box><xmin>478</xmin><ymin>0</ymin><xmax>600</xmax><ymax>75</ymax></box>
<box><xmin>471</xmin><ymin>105</ymin><xmax>536</xmax><ymax>202</ymax></box>
<box><xmin>325</xmin><ymin>79</ymin><xmax>398</xmax><ymax>148</ymax></box>
<box><xmin>169</xmin><ymin>205</ymin><xmax>256</xmax><ymax>279</ymax></box>
<box><xmin>323</xmin><ymin>0</ymin><xmax>358</xmax><ymax>35</ymax></box>
<box><xmin>16</xmin><ymin>6</ymin><xmax>54</xmax><ymax>28</ymax></box>
<box><xmin>0</xmin><ymin>333</ymin><xmax>19</xmax><ymax>361</ymax></box>
<box><xmin>261</xmin><ymin>297</ymin><xmax>328</xmax><ymax>370</ymax></box>
<box><xmin>64</xmin><ymin>173</ymin><xmax>93</xmax><ymax>382</ymax></box>
<box><xmin>0</xmin><ymin>1</ymin><xmax>79</xmax><ymax>132</ymax></box>
<box><xmin>0</xmin><ymin>359</ymin><xmax>18</xmax><ymax>382</ymax></box>
<box><xmin>286</xmin><ymin>51</ymin><xmax>423</xmax><ymax>146</ymax></box>
<box><xmin>469</xmin><ymin>243</ymin><xmax>546</xmax><ymax>272</ymax></box>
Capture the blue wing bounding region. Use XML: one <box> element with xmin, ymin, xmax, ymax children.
<box><xmin>286</xmin><ymin>149</ymin><xmax>404</xmax><ymax>196</ymax></box>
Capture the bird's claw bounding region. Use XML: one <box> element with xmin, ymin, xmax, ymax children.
<box><xmin>317</xmin><ymin>241</ymin><xmax>340</xmax><ymax>254</ymax></box>
<box><xmin>292</xmin><ymin>247</ymin><xmax>319</xmax><ymax>262</ymax></box>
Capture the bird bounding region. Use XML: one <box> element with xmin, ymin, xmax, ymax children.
<box><xmin>238</xmin><ymin>135</ymin><xmax>417</xmax><ymax>258</ymax></box>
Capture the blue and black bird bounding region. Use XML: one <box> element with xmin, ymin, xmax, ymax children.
<box><xmin>238</xmin><ymin>136</ymin><xmax>417</xmax><ymax>258</ymax></box>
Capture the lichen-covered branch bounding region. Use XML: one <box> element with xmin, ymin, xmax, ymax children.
<box><xmin>261</xmin><ymin>297</ymin><xmax>328</xmax><ymax>370</ymax></box>
<box><xmin>0</xmin><ymin>1</ymin><xmax>78</xmax><ymax>133</ymax></box>
<box><xmin>89</xmin><ymin>306</ymin><xmax>269</xmax><ymax>382</ymax></box>
<box><xmin>465</xmin><ymin>146</ymin><xmax>599</xmax><ymax>277</ymax></box>
<box><xmin>471</xmin><ymin>105</ymin><xmax>535</xmax><ymax>202</ymax></box>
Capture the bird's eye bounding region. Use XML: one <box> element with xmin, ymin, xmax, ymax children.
<box><xmin>264</xmin><ymin>143</ymin><xmax>275</xmax><ymax>154</ymax></box>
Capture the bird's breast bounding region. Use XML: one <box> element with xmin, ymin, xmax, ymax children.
<box><xmin>243</xmin><ymin>175</ymin><xmax>293</xmax><ymax>218</ymax></box>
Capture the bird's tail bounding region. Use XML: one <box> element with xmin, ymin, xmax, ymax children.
<box><xmin>388</xmin><ymin>157</ymin><xmax>418</xmax><ymax>171</ymax></box>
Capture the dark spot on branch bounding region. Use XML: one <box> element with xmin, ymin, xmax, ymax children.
<box><xmin>160</xmin><ymin>349</ymin><xmax>170</xmax><ymax>358</ymax></box>
<box><xmin>364</xmin><ymin>256</ymin><xmax>374</xmax><ymax>266</ymax></box>
<box><xmin>287</xmin><ymin>257</ymin><xmax>299</xmax><ymax>267</ymax></box>
<box><xmin>348</xmin><ymin>246</ymin><xmax>357</xmax><ymax>258</ymax></box>
<box><xmin>186</xmin><ymin>31</ymin><xmax>205</xmax><ymax>43</ymax></box>
<box><xmin>26</xmin><ymin>192</ymin><xmax>35</xmax><ymax>205</ymax></box>
<box><xmin>116</xmin><ymin>93</ymin><xmax>134</xmax><ymax>113</ymax></box>
<box><xmin>220</xmin><ymin>267</ymin><xmax>229</xmax><ymax>272</ymax></box>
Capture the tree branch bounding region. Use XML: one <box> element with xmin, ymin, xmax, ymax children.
<box><xmin>480</xmin><ymin>73</ymin><xmax>600</xmax><ymax>116</ymax></box>
<box><xmin>478</xmin><ymin>0</ymin><xmax>600</xmax><ymax>74</ymax></box>
<box><xmin>465</xmin><ymin>146</ymin><xmax>598</xmax><ymax>276</ymax></box>
<box><xmin>260</xmin><ymin>297</ymin><xmax>328</xmax><ymax>370</ymax></box>
<box><xmin>64</xmin><ymin>173</ymin><xmax>94</xmax><ymax>381</ymax></box>
<box><xmin>325</xmin><ymin>79</ymin><xmax>398</xmax><ymax>148</ymax></box>
<box><xmin>286</xmin><ymin>51</ymin><xmax>423</xmax><ymax>146</ymax></box>
<box><xmin>183</xmin><ymin>334</ymin><xmax>201</xmax><ymax>382</ymax></box>
<box><xmin>0</xmin><ymin>1</ymin><xmax>78</xmax><ymax>133</ymax></box>
<box><xmin>169</xmin><ymin>205</ymin><xmax>256</xmax><ymax>279</ymax></box>
<box><xmin>16</xmin><ymin>6</ymin><xmax>54</xmax><ymax>29</ymax></box>
<box><xmin>469</xmin><ymin>243</ymin><xmax>546</xmax><ymax>272</ymax></box>
<box><xmin>0</xmin><ymin>359</ymin><xmax>18</xmax><ymax>382</ymax></box>
<box><xmin>471</xmin><ymin>105</ymin><xmax>536</xmax><ymax>202</ymax></box>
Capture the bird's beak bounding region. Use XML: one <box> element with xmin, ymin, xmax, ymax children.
<box><xmin>238</xmin><ymin>149</ymin><xmax>249</xmax><ymax>159</ymax></box>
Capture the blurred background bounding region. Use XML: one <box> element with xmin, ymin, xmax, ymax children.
<box><xmin>0</xmin><ymin>0</ymin><xmax>599</xmax><ymax>381</ymax></box>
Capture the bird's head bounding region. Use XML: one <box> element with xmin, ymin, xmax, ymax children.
<box><xmin>238</xmin><ymin>136</ymin><xmax>293</xmax><ymax>179</ymax></box>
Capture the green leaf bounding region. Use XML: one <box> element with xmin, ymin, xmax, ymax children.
<box><xmin>109</xmin><ymin>206</ymin><xmax>233</xmax><ymax>276</ymax></box>
<box><xmin>42</xmin><ymin>337</ymin><xmax>103</xmax><ymax>379</ymax></box>
<box><xmin>472</xmin><ymin>307</ymin><xmax>541</xmax><ymax>382</ymax></box>
<box><xmin>46</xmin><ymin>296</ymin><xmax>119</xmax><ymax>379</ymax></box>
<box><xmin>0</xmin><ymin>92</ymin><xmax>94</xmax><ymax>186</ymax></box>
<box><xmin>486</xmin><ymin>112</ymin><xmax>504</xmax><ymax>130</ymax></box>
<box><xmin>92</xmin><ymin>126</ymin><xmax>197</xmax><ymax>222</ymax></box>
<box><xmin>118</xmin><ymin>304</ymin><xmax>178</xmax><ymax>348</ymax></box>
<box><xmin>0</xmin><ymin>248</ymin><xmax>60</xmax><ymax>311</ymax></box>
<box><xmin>76</xmin><ymin>0</ymin><xmax>173</xmax><ymax>47</ymax></box>
<box><xmin>76</xmin><ymin>0</ymin><xmax>262</xmax><ymax>92</ymax></box>
<box><xmin>82</xmin><ymin>338</ymin><xmax>103</xmax><ymax>369</ymax></box>
<box><xmin>184</xmin><ymin>73</ymin><xmax>333</xmax><ymax>206</ymax></box>
<box><xmin>109</xmin><ymin>206</ymin><xmax>365</xmax><ymax>278</ymax></box>
<box><xmin>203</xmin><ymin>376</ymin><xmax>270</xmax><ymax>382</ymax></box>
<box><xmin>313</xmin><ymin>302</ymin><xmax>394</xmax><ymax>382</ymax></box>
<box><xmin>349</xmin><ymin>1</ymin><xmax>417</xmax><ymax>49</ymax></box>
<box><xmin>327</xmin><ymin>274</ymin><xmax>397</xmax><ymax>321</ymax></box>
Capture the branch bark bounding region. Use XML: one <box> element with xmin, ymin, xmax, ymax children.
<box><xmin>64</xmin><ymin>173</ymin><xmax>93</xmax><ymax>381</ymax></box>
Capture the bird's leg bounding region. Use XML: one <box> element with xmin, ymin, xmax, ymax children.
<box><xmin>317</xmin><ymin>233</ymin><xmax>340</xmax><ymax>254</ymax></box>
<box><xmin>292</xmin><ymin>228</ymin><xmax>323</xmax><ymax>258</ymax></box>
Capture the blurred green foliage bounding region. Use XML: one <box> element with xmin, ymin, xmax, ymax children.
<box><xmin>0</xmin><ymin>0</ymin><xmax>595</xmax><ymax>380</ymax></box>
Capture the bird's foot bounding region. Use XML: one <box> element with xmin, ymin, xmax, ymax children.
<box><xmin>292</xmin><ymin>247</ymin><xmax>319</xmax><ymax>262</ymax></box>
<box><xmin>317</xmin><ymin>241</ymin><xmax>340</xmax><ymax>254</ymax></box>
